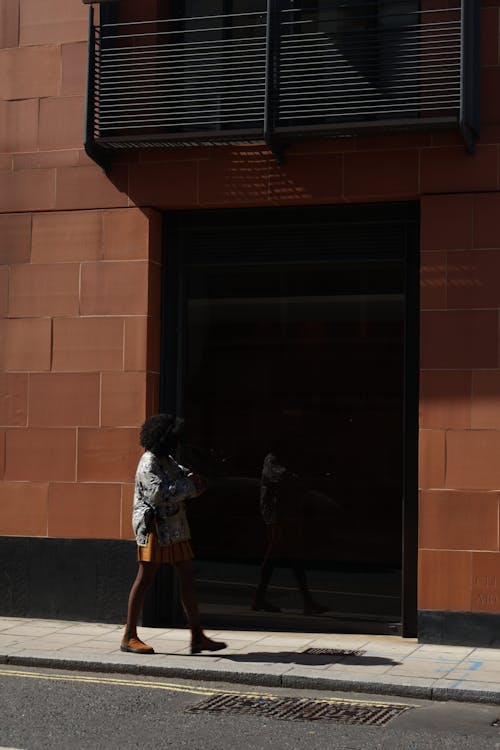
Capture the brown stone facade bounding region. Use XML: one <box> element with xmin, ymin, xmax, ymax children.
<box><xmin>0</xmin><ymin>2</ymin><xmax>163</xmax><ymax>543</ymax></box>
<box><xmin>0</xmin><ymin>203</ymin><xmax>162</xmax><ymax>541</ymax></box>
<box><xmin>419</xmin><ymin>192</ymin><xmax>500</xmax><ymax>617</ymax></box>
<box><xmin>1</xmin><ymin>0</ymin><xmax>500</xmax><ymax>632</ymax></box>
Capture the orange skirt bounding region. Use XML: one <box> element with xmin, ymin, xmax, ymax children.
<box><xmin>137</xmin><ymin>531</ymin><xmax>193</xmax><ymax>564</ymax></box>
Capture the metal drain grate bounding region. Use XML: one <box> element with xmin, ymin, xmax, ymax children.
<box><xmin>186</xmin><ymin>694</ymin><xmax>411</xmax><ymax>725</ymax></box>
<box><xmin>303</xmin><ymin>648</ymin><xmax>366</xmax><ymax>657</ymax></box>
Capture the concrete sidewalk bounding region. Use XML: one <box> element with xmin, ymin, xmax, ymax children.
<box><xmin>1</xmin><ymin>616</ymin><xmax>500</xmax><ymax>705</ymax></box>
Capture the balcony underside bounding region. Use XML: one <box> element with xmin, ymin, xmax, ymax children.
<box><xmin>94</xmin><ymin>116</ymin><xmax>462</xmax><ymax>151</ymax></box>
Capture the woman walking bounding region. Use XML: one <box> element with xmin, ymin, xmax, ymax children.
<box><xmin>121</xmin><ymin>414</ymin><xmax>227</xmax><ymax>656</ymax></box>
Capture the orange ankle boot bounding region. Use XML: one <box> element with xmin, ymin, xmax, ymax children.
<box><xmin>120</xmin><ymin>629</ymin><xmax>154</xmax><ymax>654</ymax></box>
<box><xmin>191</xmin><ymin>633</ymin><xmax>227</xmax><ymax>655</ymax></box>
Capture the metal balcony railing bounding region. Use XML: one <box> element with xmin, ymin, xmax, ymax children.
<box><xmin>85</xmin><ymin>1</ymin><xmax>480</xmax><ymax>168</ymax></box>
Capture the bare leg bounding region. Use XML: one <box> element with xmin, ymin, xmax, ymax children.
<box><xmin>174</xmin><ymin>558</ymin><xmax>201</xmax><ymax>633</ymax></box>
<box><xmin>174</xmin><ymin>558</ymin><xmax>227</xmax><ymax>654</ymax></box>
<box><xmin>291</xmin><ymin>563</ymin><xmax>329</xmax><ymax>615</ymax></box>
<box><xmin>125</xmin><ymin>561</ymin><xmax>159</xmax><ymax>639</ymax></box>
<box><xmin>252</xmin><ymin>525</ymin><xmax>281</xmax><ymax>612</ymax></box>
<box><xmin>291</xmin><ymin>563</ymin><xmax>314</xmax><ymax>607</ymax></box>
<box><xmin>252</xmin><ymin>559</ymin><xmax>278</xmax><ymax>609</ymax></box>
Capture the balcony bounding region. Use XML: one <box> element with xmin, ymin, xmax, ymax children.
<box><xmin>85</xmin><ymin>1</ymin><xmax>480</xmax><ymax>168</ymax></box>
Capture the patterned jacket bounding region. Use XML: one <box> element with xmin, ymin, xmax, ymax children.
<box><xmin>132</xmin><ymin>451</ymin><xmax>198</xmax><ymax>547</ymax></box>
<box><xmin>260</xmin><ymin>452</ymin><xmax>290</xmax><ymax>525</ymax></box>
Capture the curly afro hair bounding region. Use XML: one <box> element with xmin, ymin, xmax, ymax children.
<box><xmin>139</xmin><ymin>413</ymin><xmax>183</xmax><ymax>457</ymax></box>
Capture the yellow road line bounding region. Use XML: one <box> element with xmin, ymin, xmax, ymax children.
<box><xmin>0</xmin><ymin>667</ymin><xmax>415</xmax><ymax>708</ymax></box>
<box><xmin>0</xmin><ymin>669</ymin><xmax>218</xmax><ymax>697</ymax></box>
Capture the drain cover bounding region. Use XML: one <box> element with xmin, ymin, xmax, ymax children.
<box><xmin>303</xmin><ymin>648</ymin><xmax>366</xmax><ymax>657</ymax></box>
<box><xmin>186</xmin><ymin>694</ymin><xmax>411</xmax><ymax>725</ymax></box>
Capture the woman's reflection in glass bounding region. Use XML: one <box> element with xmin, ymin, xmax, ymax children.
<box><xmin>252</xmin><ymin>436</ymin><xmax>329</xmax><ymax>615</ymax></box>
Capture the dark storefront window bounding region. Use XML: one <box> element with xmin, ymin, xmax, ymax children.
<box><xmin>162</xmin><ymin>203</ymin><xmax>419</xmax><ymax>633</ymax></box>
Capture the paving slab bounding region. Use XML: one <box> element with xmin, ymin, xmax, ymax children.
<box><xmin>59</xmin><ymin>624</ymin><xmax>121</xmax><ymax>636</ymax></box>
<box><xmin>1</xmin><ymin>617</ymin><xmax>500</xmax><ymax>704</ymax></box>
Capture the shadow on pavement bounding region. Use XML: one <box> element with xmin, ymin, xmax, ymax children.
<box><xmin>155</xmin><ymin>651</ymin><xmax>401</xmax><ymax>667</ymax></box>
<box><xmin>221</xmin><ymin>653</ymin><xmax>401</xmax><ymax>667</ymax></box>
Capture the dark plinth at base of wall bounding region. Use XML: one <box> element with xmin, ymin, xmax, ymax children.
<box><xmin>0</xmin><ymin>536</ymin><xmax>140</xmax><ymax>623</ymax></box>
<box><xmin>419</xmin><ymin>610</ymin><xmax>500</xmax><ymax>649</ymax></box>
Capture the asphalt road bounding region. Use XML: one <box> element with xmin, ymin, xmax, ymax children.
<box><xmin>0</xmin><ymin>665</ymin><xmax>499</xmax><ymax>750</ymax></box>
